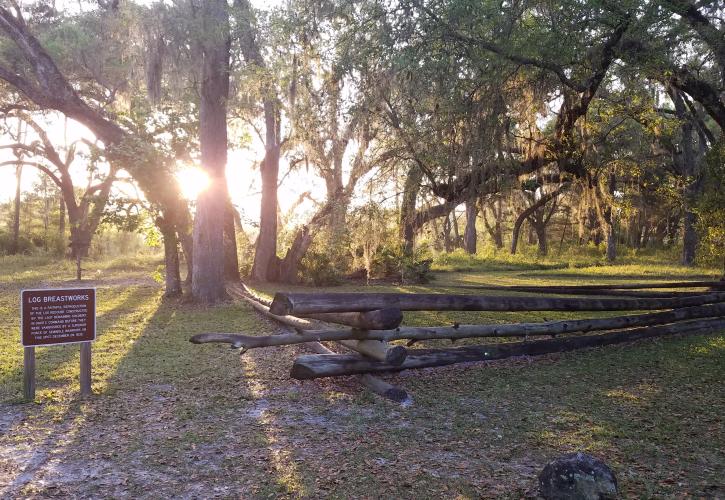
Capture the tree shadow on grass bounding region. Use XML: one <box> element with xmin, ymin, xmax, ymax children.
<box><xmin>6</xmin><ymin>284</ymin><xmax>721</xmax><ymax>497</ymax></box>
<box><xmin>0</xmin><ymin>293</ymin><xmax>326</xmax><ymax>497</ymax></box>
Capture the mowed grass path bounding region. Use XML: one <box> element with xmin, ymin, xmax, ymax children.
<box><xmin>0</xmin><ymin>254</ymin><xmax>723</xmax><ymax>498</ymax></box>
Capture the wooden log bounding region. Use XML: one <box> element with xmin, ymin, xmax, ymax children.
<box><xmin>338</xmin><ymin>339</ymin><xmax>407</xmax><ymax>365</ymax></box>
<box><xmin>360</xmin><ymin>374</ymin><xmax>409</xmax><ymax>403</ymax></box>
<box><xmin>270</xmin><ymin>291</ymin><xmax>725</xmax><ymax>315</ymax></box>
<box><xmin>299</xmin><ymin>308</ymin><xmax>403</xmax><ymax>330</ymax></box>
<box><xmin>452</xmin><ymin>287</ymin><xmax>712</xmax><ymax>298</ymax></box>
<box><xmin>454</xmin><ymin>281</ymin><xmax>725</xmax><ymax>292</ymax></box>
<box><xmin>191</xmin><ymin>301</ymin><xmax>725</xmax><ymax>349</ymax></box>
<box><xmin>225</xmin><ymin>283</ymin><xmax>410</xmax><ymax>400</ymax></box>
<box><xmin>229</xmin><ymin>286</ymin><xmax>407</xmax><ymax>365</ymax></box>
<box><xmin>289</xmin><ymin>317</ymin><xmax>725</xmax><ymax>379</ymax></box>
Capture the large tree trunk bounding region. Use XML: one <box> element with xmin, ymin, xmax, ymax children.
<box><xmin>192</xmin><ymin>0</ymin><xmax>230</xmax><ymax>303</ymax></box>
<box><xmin>236</xmin><ymin>0</ymin><xmax>283</xmax><ymax>282</ymax></box>
<box><xmin>511</xmin><ymin>186</ymin><xmax>567</xmax><ymax>255</ymax></box>
<box><xmin>58</xmin><ymin>196</ymin><xmax>65</xmax><ymax>242</ymax></box>
<box><xmin>604</xmin><ymin>173</ymin><xmax>617</xmax><ymax>262</ymax></box>
<box><xmin>400</xmin><ymin>165</ymin><xmax>423</xmax><ymax>255</ymax></box>
<box><xmin>481</xmin><ymin>199</ymin><xmax>504</xmax><ymax>249</ymax></box>
<box><xmin>158</xmin><ymin>217</ymin><xmax>182</xmax><ymax>297</ymax></box>
<box><xmin>679</xmin><ymin>108</ymin><xmax>698</xmax><ymax>266</ymax></box>
<box><xmin>442</xmin><ymin>210</ymin><xmax>453</xmax><ymax>252</ymax></box>
<box><xmin>273</xmin><ymin>201</ymin><xmax>334</xmax><ymax>283</ymax></box>
<box><xmin>682</xmin><ymin>210</ymin><xmax>697</xmax><ymax>265</ymax></box>
<box><xmin>223</xmin><ymin>199</ymin><xmax>240</xmax><ymax>281</ymax></box>
<box><xmin>251</xmin><ymin>143</ymin><xmax>280</xmax><ymax>281</ymax></box>
<box><xmin>534</xmin><ymin>220</ymin><xmax>548</xmax><ymax>256</ymax></box>
<box><xmin>326</xmin><ymin>166</ymin><xmax>347</xmax><ymax>250</ymax></box>
<box><xmin>463</xmin><ymin>199</ymin><xmax>477</xmax><ymax>254</ymax></box>
<box><xmin>11</xmin><ymin>164</ymin><xmax>21</xmax><ymax>254</ymax></box>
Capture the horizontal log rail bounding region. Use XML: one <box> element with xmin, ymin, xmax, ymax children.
<box><xmin>270</xmin><ymin>291</ymin><xmax>725</xmax><ymax>315</ymax></box>
<box><xmin>300</xmin><ymin>308</ymin><xmax>403</xmax><ymax>330</ymax></box>
<box><xmin>449</xmin><ymin>287</ymin><xmax>713</xmax><ymax>298</ymax></box>
<box><xmin>289</xmin><ymin>317</ymin><xmax>725</xmax><ymax>379</ymax></box>
<box><xmin>454</xmin><ymin>280</ymin><xmax>725</xmax><ymax>292</ymax></box>
<box><xmin>190</xmin><ymin>302</ymin><xmax>725</xmax><ymax>350</ymax></box>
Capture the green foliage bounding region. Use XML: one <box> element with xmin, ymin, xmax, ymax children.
<box><xmin>0</xmin><ymin>231</ymin><xmax>34</xmax><ymax>255</ymax></box>
<box><xmin>299</xmin><ymin>250</ymin><xmax>343</xmax><ymax>286</ymax></box>
<box><xmin>401</xmin><ymin>253</ymin><xmax>434</xmax><ymax>284</ymax></box>
<box><xmin>695</xmin><ymin>140</ymin><xmax>725</xmax><ymax>271</ymax></box>
<box><xmin>369</xmin><ymin>244</ymin><xmax>434</xmax><ymax>284</ymax></box>
<box><xmin>369</xmin><ymin>244</ymin><xmax>401</xmax><ymax>278</ymax></box>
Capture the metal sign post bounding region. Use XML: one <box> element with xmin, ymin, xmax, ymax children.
<box><xmin>21</xmin><ymin>288</ymin><xmax>96</xmax><ymax>401</ymax></box>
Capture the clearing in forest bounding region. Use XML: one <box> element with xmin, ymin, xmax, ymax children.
<box><xmin>1</xmin><ymin>255</ymin><xmax>723</xmax><ymax>498</ymax></box>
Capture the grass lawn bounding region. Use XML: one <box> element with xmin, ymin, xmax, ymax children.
<box><xmin>1</xmin><ymin>252</ymin><xmax>723</xmax><ymax>498</ymax></box>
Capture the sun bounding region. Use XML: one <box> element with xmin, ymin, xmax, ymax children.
<box><xmin>176</xmin><ymin>165</ymin><xmax>211</xmax><ymax>200</ymax></box>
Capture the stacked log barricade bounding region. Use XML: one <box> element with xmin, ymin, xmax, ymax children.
<box><xmin>191</xmin><ymin>280</ymin><xmax>725</xmax><ymax>402</ymax></box>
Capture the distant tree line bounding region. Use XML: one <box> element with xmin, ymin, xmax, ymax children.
<box><xmin>0</xmin><ymin>0</ymin><xmax>721</xmax><ymax>299</ymax></box>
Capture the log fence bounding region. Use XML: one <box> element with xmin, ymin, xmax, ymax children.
<box><xmin>191</xmin><ymin>280</ymin><xmax>725</xmax><ymax>402</ymax></box>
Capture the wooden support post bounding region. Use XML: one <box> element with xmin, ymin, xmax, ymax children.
<box><xmin>80</xmin><ymin>342</ymin><xmax>92</xmax><ymax>397</ymax></box>
<box><xmin>225</xmin><ymin>284</ymin><xmax>410</xmax><ymax>403</ymax></box>
<box><xmin>230</xmin><ymin>286</ymin><xmax>407</xmax><ymax>364</ymax></box>
<box><xmin>338</xmin><ymin>339</ymin><xmax>407</xmax><ymax>365</ymax></box>
<box><xmin>23</xmin><ymin>346</ymin><xmax>35</xmax><ymax>401</ymax></box>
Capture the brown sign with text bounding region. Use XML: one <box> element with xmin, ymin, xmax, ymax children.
<box><xmin>21</xmin><ymin>289</ymin><xmax>96</xmax><ymax>347</ymax></box>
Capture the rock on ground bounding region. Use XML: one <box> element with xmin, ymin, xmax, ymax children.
<box><xmin>538</xmin><ymin>452</ymin><xmax>617</xmax><ymax>500</ymax></box>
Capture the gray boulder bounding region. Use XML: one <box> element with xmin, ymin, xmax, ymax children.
<box><xmin>538</xmin><ymin>452</ymin><xmax>618</xmax><ymax>499</ymax></box>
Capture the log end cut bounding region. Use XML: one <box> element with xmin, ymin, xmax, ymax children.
<box><xmin>269</xmin><ymin>294</ymin><xmax>293</xmax><ymax>316</ymax></box>
<box><xmin>385</xmin><ymin>345</ymin><xmax>408</xmax><ymax>365</ymax></box>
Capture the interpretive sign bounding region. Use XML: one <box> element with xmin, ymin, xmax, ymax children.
<box><xmin>21</xmin><ymin>288</ymin><xmax>96</xmax><ymax>346</ymax></box>
<box><xmin>20</xmin><ymin>288</ymin><xmax>96</xmax><ymax>400</ymax></box>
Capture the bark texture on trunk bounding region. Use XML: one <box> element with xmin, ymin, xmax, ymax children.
<box><xmin>223</xmin><ymin>199</ymin><xmax>240</xmax><ymax>281</ymax></box>
<box><xmin>192</xmin><ymin>0</ymin><xmax>231</xmax><ymax>303</ymax></box>
<box><xmin>400</xmin><ymin>165</ymin><xmax>423</xmax><ymax>255</ymax></box>
<box><xmin>463</xmin><ymin>198</ymin><xmax>477</xmax><ymax>254</ymax></box>
<box><xmin>58</xmin><ymin>197</ymin><xmax>65</xmax><ymax>241</ymax></box>
<box><xmin>236</xmin><ymin>0</ymin><xmax>283</xmax><ymax>282</ymax></box>
<box><xmin>251</xmin><ymin>143</ymin><xmax>280</xmax><ymax>280</ymax></box>
<box><xmin>481</xmin><ymin>198</ymin><xmax>504</xmax><ymax>249</ymax></box>
<box><xmin>158</xmin><ymin>217</ymin><xmax>182</xmax><ymax>297</ymax></box>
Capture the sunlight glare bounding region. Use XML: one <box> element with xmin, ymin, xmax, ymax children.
<box><xmin>176</xmin><ymin>166</ymin><xmax>211</xmax><ymax>200</ymax></box>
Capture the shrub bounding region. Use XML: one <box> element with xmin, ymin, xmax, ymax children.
<box><xmin>299</xmin><ymin>250</ymin><xmax>343</xmax><ymax>286</ymax></box>
<box><xmin>369</xmin><ymin>244</ymin><xmax>434</xmax><ymax>283</ymax></box>
<box><xmin>0</xmin><ymin>231</ymin><xmax>35</xmax><ymax>255</ymax></box>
